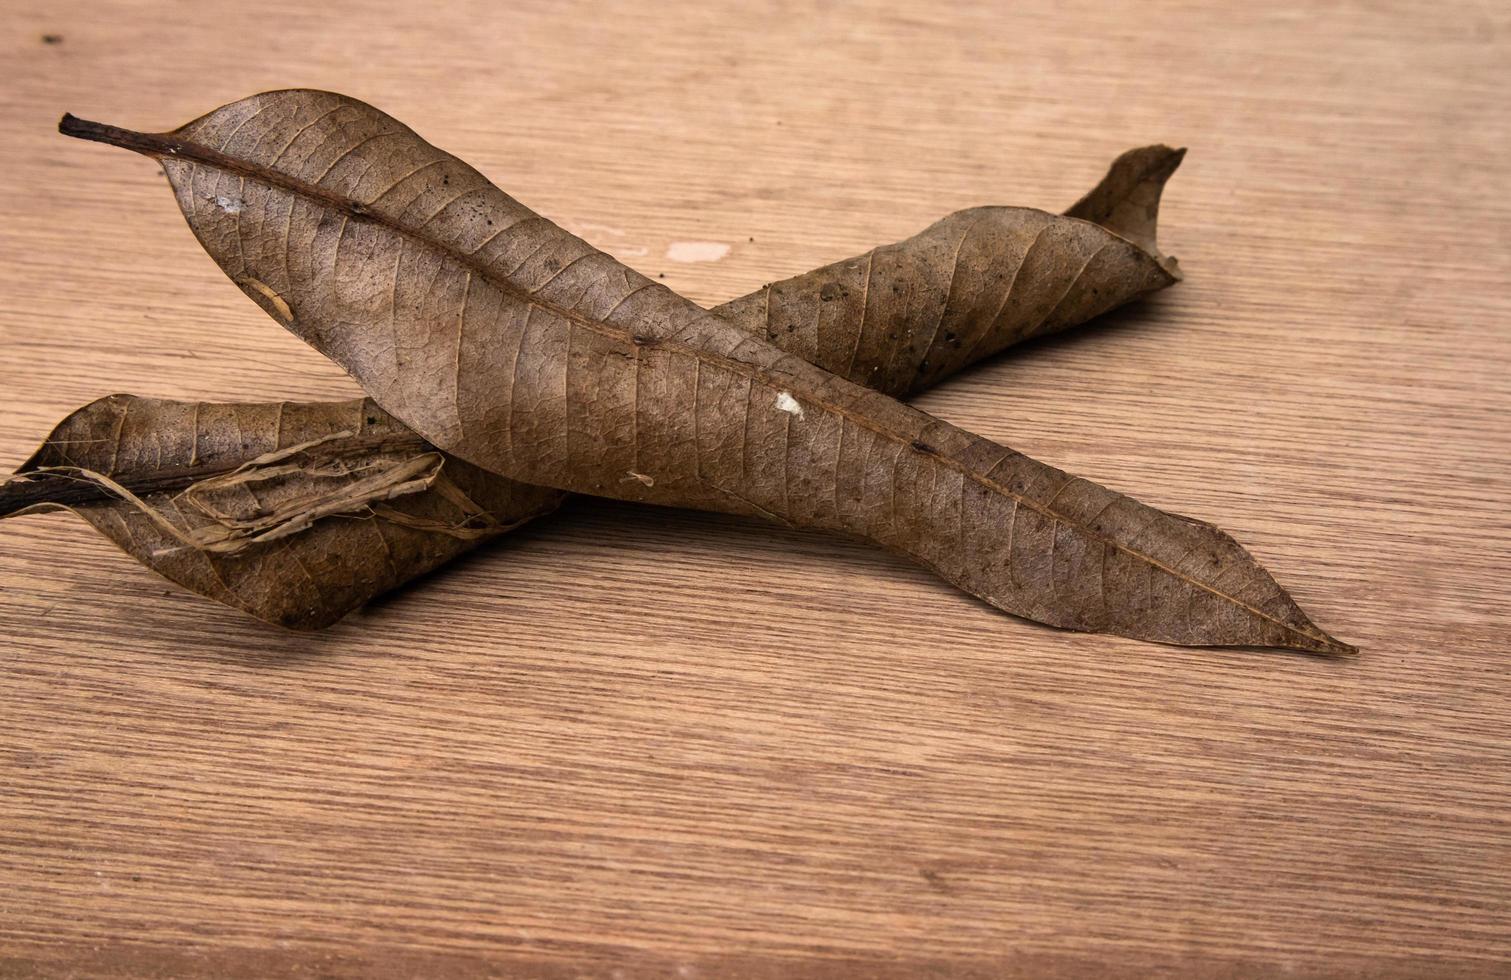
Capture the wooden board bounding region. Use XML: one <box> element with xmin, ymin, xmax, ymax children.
<box><xmin>1</xmin><ymin>1</ymin><xmax>1508</xmax><ymax>975</ymax></box>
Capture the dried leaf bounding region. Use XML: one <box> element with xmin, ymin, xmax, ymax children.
<box><xmin>717</xmin><ymin>144</ymin><xmax>1182</xmax><ymax>396</ymax></box>
<box><xmin>1</xmin><ymin>395</ymin><xmax>558</xmax><ymax>628</ymax></box>
<box><xmin>56</xmin><ymin>91</ymin><xmax>1351</xmax><ymax>653</ymax></box>
<box><xmin>4</xmin><ymin>144</ymin><xmax>1181</xmax><ymax>629</ymax></box>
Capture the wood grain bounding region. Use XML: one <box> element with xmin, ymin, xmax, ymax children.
<box><xmin>1</xmin><ymin>1</ymin><xmax>1508</xmax><ymax>976</ymax></box>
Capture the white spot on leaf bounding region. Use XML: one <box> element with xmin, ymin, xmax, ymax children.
<box><xmin>212</xmin><ymin>194</ymin><xmax>244</xmax><ymax>214</ymax></box>
<box><xmin>664</xmin><ymin>241</ymin><xmax>730</xmax><ymax>263</ymax></box>
<box><xmin>775</xmin><ymin>392</ymin><xmax>805</xmax><ymax>419</ymax></box>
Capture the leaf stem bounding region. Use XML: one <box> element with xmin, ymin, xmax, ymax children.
<box><xmin>59</xmin><ymin>114</ymin><xmax>182</xmax><ymax>157</ymax></box>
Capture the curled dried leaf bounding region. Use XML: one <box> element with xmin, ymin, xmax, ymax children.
<box><xmin>716</xmin><ymin>146</ymin><xmax>1182</xmax><ymax>396</ymax></box>
<box><xmin>1</xmin><ymin>395</ymin><xmax>559</xmax><ymax>629</ymax></box>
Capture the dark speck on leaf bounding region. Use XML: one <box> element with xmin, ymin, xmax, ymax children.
<box><xmin>366</xmin><ymin>416</ymin><xmax>377</xmax><ymax>425</ymax></box>
<box><xmin>544</xmin><ymin>258</ymin><xmax>560</xmax><ymax>272</ymax></box>
<box><xmin>42</xmin><ymin>34</ymin><xmax>62</xmax><ymax>44</ymax></box>
<box><xmin>819</xmin><ymin>282</ymin><xmax>843</xmax><ymax>302</ymax></box>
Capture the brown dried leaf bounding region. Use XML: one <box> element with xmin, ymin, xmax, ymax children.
<box><xmin>55</xmin><ymin>91</ymin><xmax>1351</xmax><ymax>653</ymax></box>
<box><xmin>1</xmin><ymin>395</ymin><xmax>558</xmax><ymax>628</ymax></box>
<box><xmin>717</xmin><ymin>145</ymin><xmax>1182</xmax><ymax>396</ymax></box>
<box><xmin>3</xmin><ymin>145</ymin><xmax>1181</xmax><ymax>629</ymax></box>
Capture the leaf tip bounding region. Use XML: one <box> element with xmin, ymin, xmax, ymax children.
<box><xmin>1316</xmin><ymin>634</ymin><xmax>1360</xmax><ymax>658</ymax></box>
<box><xmin>1294</xmin><ymin>620</ymin><xmax>1359</xmax><ymax>658</ymax></box>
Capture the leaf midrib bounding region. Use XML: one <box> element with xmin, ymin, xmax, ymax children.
<box><xmin>3</xmin><ymin>421</ymin><xmax>431</xmax><ymax>515</ymax></box>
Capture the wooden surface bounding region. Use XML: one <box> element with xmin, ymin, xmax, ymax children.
<box><xmin>2</xmin><ymin>1</ymin><xmax>1508</xmax><ymax>976</ymax></box>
